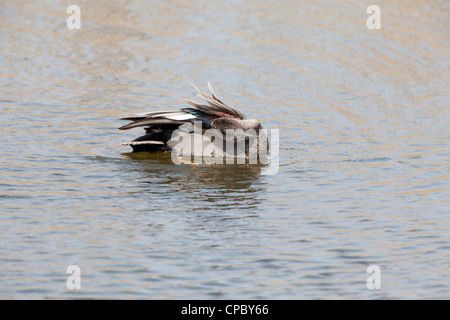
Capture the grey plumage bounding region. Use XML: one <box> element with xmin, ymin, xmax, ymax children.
<box><xmin>119</xmin><ymin>83</ymin><xmax>266</xmax><ymax>157</ymax></box>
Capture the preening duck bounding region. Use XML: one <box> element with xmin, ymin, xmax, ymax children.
<box><xmin>119</xmin><ymin>83</ymin><xmax>267</xmax><ymax>158</ymax></box>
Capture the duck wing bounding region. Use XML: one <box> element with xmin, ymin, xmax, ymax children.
<box><xmin>118</xmin><ymin>83</ymin><xmax>248</xmax><ymax>152</ymax></box>
<box><xmin>119</xmin><ymin>108</ymin><xmax>211</xmax><ymax>130</ymax></box>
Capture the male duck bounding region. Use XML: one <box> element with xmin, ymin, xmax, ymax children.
<box><xmin>119</xmin><ymin>83</ymin><xmax>267</xmax><ymax>159</ymax></box>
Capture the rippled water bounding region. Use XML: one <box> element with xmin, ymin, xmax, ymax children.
<box><xmin>0</xmin><ymin>0</ymin><xmax>449</xmax><ymax>299</ymax></box>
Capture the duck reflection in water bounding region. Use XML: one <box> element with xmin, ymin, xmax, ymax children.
<box><xmin>121</xmin><ymin>152</ymin><xmax>267</xmax><ymax>213</ymax></box>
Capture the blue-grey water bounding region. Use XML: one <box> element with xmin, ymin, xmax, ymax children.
<box><xmin>0</xmin><ymin>0</ymin><xmax>449</xmax><ymax>299</ymax></box>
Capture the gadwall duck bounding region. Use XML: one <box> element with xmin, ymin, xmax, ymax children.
<box><xmin>119</xmin><ymin>83</ymin><xmax>267</xmax><ymax>159</ymax></box>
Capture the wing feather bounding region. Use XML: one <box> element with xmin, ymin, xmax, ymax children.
<box><xmin>119</xmin><ymin>83</ymin><xmax>247</xmax><ymax>131</ymax></box>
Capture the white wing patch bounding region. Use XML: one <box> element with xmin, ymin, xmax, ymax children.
<box><xmin>165</xmin><ymin>114</ymin><xmax>196</xmax><ymax>120</ymax></box>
